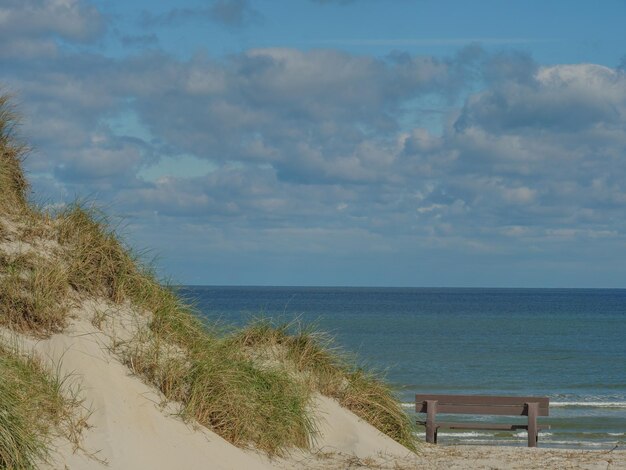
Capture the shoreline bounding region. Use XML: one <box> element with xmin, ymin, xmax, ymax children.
<box><xmin>407</xmin><ymin>444</ymin><xmax>626</xmax><ymax>470</ymax></box>
<box><xmin>411</xmin><ymin>434</ymin><xmax>625</xmax><ymax>451</ymax></box>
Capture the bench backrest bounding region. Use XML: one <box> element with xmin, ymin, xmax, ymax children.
<box><xmin>415</xmin><ymin>394</ymin><xmax>549</xmax><ymax>417</ymax></box>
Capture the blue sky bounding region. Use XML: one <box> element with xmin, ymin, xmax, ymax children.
<box><xmin>1</xmin><ymin>0</ymin><xmax>626</xmax><ymax>287</ymax></box>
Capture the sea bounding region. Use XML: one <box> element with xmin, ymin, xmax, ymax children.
<box><xmin>177</xmin><ymin>286</ymin><xmax>626</xmax><ymax>449</ymax></box>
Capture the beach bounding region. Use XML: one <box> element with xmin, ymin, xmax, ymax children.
<box><xmin>274</xmin><ymin>445</ymin><xmax>626</xmax><ymax>469</ymax></box>
<box><xmin>396</xmin><ymin>445</ymin><xmax>626</xmax><ymax>470</ymax></box>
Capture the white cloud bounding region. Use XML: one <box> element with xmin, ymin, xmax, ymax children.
<box><xmin>1</xmin><ymin>8</ymin><xmax>625</xmax><ymax>284</ymax></box>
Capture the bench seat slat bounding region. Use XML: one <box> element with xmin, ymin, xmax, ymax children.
<box><xmin>417</xmin><ymin>421</ymin><xmax>551</xmax><ymax>431</ymax></box>
<box><xmin>416</xmin><ymin>403</ymin><xmax>549</xmax><ymax>416</ymax></box>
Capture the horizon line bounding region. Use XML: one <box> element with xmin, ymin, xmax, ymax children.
<box><xmin>170</xmin><ymin>284</ymin><xmax>626</xmax><ymax>290</ymax></box>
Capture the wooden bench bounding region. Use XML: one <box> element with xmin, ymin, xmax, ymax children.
<box><xmin>415</xmin><ymin>394</ymin><xmax>550</xmax><ymax>447</ymax></box>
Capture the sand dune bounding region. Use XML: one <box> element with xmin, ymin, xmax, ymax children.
<box><xmin>28</xmin><ymin>311</ymin><xmax>626</xmax><ymax>469</ymax></box>
<box><xmin>1</xmin><ymin>300</ymin><xmax>413</xmax><ymax>469</ymax></box>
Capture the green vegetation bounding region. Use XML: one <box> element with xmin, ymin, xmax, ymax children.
<box><xmin>0</xmin><ymin>343</ymin><xmax>81</xmax><ymax>469</ymax></box>
<box><xmin>0</xmin><ymin>94</ymin><xmax>417</xmax><ymax>457</ymax></box>
<box><xmin>0</xmin><ymin>252</ymin><xmax>69</xmax><ymax>335</ymax></box>
<box><xmin>232</xmin><ymin>320</ymin><xmax>417</xmax><ymax>451</ymax></box>
<box><xmin>0</xmin><ymin>94</ymin><xmax>28</xmax><ymax>213</ymax></box>
<box><xmin>121</xmin><ymin>328</ymin><xmax>315</xmax><ymax>453</ymax></box>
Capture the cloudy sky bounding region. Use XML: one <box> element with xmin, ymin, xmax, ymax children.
<box><xmin>1</xmin><ymin>0</ymin><xmax>626</xmax><ymax>287</ymax></box>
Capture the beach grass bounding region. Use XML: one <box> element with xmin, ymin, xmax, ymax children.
<box><xmin>0</xmin><ymin>252</ymin><xmax>69</xmax><ymax>335</ymax></box>
<box><xmin>0</xmin><ymin>94</ymin><xmax>29</xmax><ymax>214</ymax></box>
<box><xmin>231</xmin><ymin>319</ymin><xmax>417</xmax><ymax>451</ymax></box>
<box><xmin>0</xmin><ymin>343</ymin><xmax>82</xmax><ymax>469</ymax></box>
<box><xmin>119</xmin><ymin>305</ymin><xmax>316</xmax><ymax>454</ymax></box>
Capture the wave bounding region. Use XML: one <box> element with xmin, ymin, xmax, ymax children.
<box><xmin>405</xmin><ymin>401</ymin><xmax>626</xmax><ymax>409</ymax></box>
<box><xmin>455</xmin><ymin>439</ymin><xmax>620</xmax><ymax>447</ymax></box>
<box><xmin>551</xmin><ymin>402</ymin><xmax>626</xmax><ymax>408</ymax></box>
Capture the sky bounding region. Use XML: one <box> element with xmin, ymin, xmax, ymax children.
<box><xmin>1</xmin><ymin>0</ymin><xmax>626</xmax><ymax>287</ymax></box>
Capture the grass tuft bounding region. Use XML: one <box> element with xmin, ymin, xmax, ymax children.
<box><xmin>0</xmin><ymin>253</ymin><xmax>69</xmax><ymax>335</ymax></box>
<box><xmin>120</xmin><ymin>303</ymin><xmax>316</xmax><ymax>454</ymax></box>
<box><xmin>0</xmin><ymin>94</ymin><xmax>29</xmax><ymax>213</ymax></box>
<box><xmin>0</xmin><ymin>343</ymin><xmax>82</xmax><ymax>469</ymax></box>
<box><xmin>232</xmin><ymin>319</ymin><xmax>417</xmax><ymax>451</ymax></box>
<box><xmin>55</xmin><ymin>203</ymin><xmax>142</xmax><ymax>303</ymax></box>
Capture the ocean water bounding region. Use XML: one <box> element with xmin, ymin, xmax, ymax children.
<box><xmin>178</xmin><ymin>286</ymin><xmax>626</xmax><ymax>449</ymax></box>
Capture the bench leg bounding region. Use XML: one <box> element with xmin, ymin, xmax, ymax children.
<box><xmin>527</xmin><ymin>402</ymin><xmax>538</xmax><ymax>448</ymax></box>
<box><xmin>426</xmin><ymin>400</ymin><xmax>438</xmax><ymax>444</ymax></box>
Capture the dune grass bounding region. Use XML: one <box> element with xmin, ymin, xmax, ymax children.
<box><xmin>0</xmin><ymin>252</ymin><xmax>70</xmax><ymax>335</ymax></box>
<box><xmin>0</xmin><ymin>94</ymin><xmax>29</xmax><ymax>213</ymax></box>
<box><xmin>115</xmin><ymin>288</ymin><xmax>316</xmax><ymax>454</ymax></box>
<box><xmin>54</xmin><ymin>203</ymin><xmax>147</xmax><ymax>304</ymax></box>
<box><xmin>122</xmin><ymin>332</ymin><xmax>315</xmax><ymax>453</ymax></box>
<box><xmin>232</xmin><ymin>320</ymin><xmax>417</xmax><ymax>451</ymax></box>
<box><xmin>0</xmin><ymin>343</ymin><xmax>81</xmax><ymax>469</ymax></box>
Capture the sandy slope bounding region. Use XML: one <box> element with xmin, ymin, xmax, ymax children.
<box><xmin>18</xmin><ymin>309</ymin><xmax>272</xmax><ymax>470</ymax></box>
<box><xmin>1</xmin><ymin>214</ymin><xmax>416</xmax><ymax>469</ymax></box>
<box><xmin>1</xmin><ymin>299</ymin><xmax>415</xmax><ymax>469</ymax></box>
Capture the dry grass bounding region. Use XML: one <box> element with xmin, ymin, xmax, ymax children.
<box><xmin>119</xmin><ymin>298</ymin><xmax>316</xmax><ymax>454</ymax></box>
<box><xmin>55</xmin><ymin>203</ymin><xmax>143</xmax><ymax>303</ymax></box>
<box><xmin>0</xmin><ymin>342</ymin><xmax>83</xmax><ymax>469</ymax></box>
<box><xmin>0</xmin><ymin>94</ymin><xmax>29</xmax><ymax>214</ymax></box>
<box><xmin>231</xmin><ymin>320</ymin><xmax>417</xmax><ymax>452</ymax></box>
<box><xmin>0</xmin><ymin>252</ymin><xmax>70</xmax><ymax>335</ymax></box>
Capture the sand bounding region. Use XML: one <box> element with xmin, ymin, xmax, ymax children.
<box><xmin>10</xmin><ymin>306</ymin><xmax>273</xmax><ymax>470</ymax></box>
<box><xmin>409</xmin><ymin>445</ymin><xmax>626</xmax><ymax>470</ymax></box>
<box><xmin>0</xmin><ymin>298</ymin><xmax>416</xmax><ymax>469</ymax></box>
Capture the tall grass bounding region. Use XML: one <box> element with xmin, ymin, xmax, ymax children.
<box><xmin>0</xmin><ymin>253</ymin><xmax>69</xmax><ymax>335</ymax></box>
<box><xmin>232</xmin><ymin>320</ymin><xmax>417</xmax><ymax>451</ymax></box>
<box><xmin>0</xmin><ymin>343</ymin><xmax>81</xmax><ymax>469</ymax></box>
<box><xmin>117</xmin><ymin>293</ymin><xmax>316</xmax><ymax>454</ymax></box>
<box><xmin>124</xmin><ymin>335</ymin><xmax>315</xmax><ymax>453</ymax></box>
<box><xmin>55</xmin><ymin>204</ymin><xmax>144</xmax><ymax>303</ymax></box>
<box><xmin>0</xmin><ymin>94</ymin><xmax>29</xmax><ymax>212</ymax></box>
